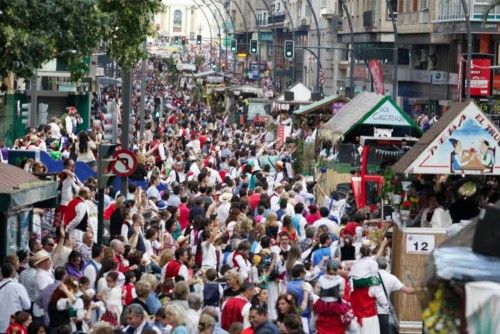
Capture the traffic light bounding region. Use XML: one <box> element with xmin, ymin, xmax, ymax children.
<box><xmin>230</xmin><ymin>39</ymin><xmax>237</xmax><ymax>53</ymax></box>
<box><xmin>174</xmin><ymin>36</ymin><xmax>179</xmax><ymax>44</ymax></box>
<box><xmin>196</xmin><ymin>34</ymin><xmax>202</xmax><ymax>45</ymax></box>
<box><xmin>284</xmin><ymin>40</ymin><xmax>295</xmax><ymax>59</ymax></box>
<box><xmin>181</xmin><ymin>36</ymin><xmax>186</xmax><ymax>45</ymax></box>
<box><xmin>20</xmin><ymin>103</ymin><xmax>31</xmax><ymax>128</ymax></box>
<box><xmin>250</xmin><ymin>39</ymin><xmax>258</xmax><ymax>54</ymax></box>
<box><xmin>102</xmin><ymin>101</ymin><xmax>118</xmax><ymax>143</ymax></box>
<box><xmin>38</xmin><ymin>103</ymin><xmax>48</xmax><ymax>125</ymax></box>
<box><xmin>97</xmin><ymin>143</ymin><xmax>117</xmax><ymax>190</ymax></box>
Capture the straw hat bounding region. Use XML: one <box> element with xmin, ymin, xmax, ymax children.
<box><xmin>219</xmin><ymin>192</ymin><xmax>233</xmax><ymax>202</ymax></box>
<box><xmin>33</xmin><ymin>250</ymin><xmax>50</xmax><ymax>266</ymax></box>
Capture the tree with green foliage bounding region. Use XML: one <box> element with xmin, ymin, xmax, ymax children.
<box><xmin>0</xmin><ymin>0</ymin><xmax>162</xmax><ymax>81</ymax></box>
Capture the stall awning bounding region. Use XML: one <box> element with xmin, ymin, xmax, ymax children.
<box><xmin>318</xmin><ymin>92</ymin><xmax>421</xmax><ymax>141</ymax></box>
<box><xmin>0</xmin><ymin>164</ymin><xmax>58</xmax><ymax>211</ymax></box>
<box><xmin>294</xmin><ymin>95</ymin><xmax>349</xmax><ymax>116</ymax></box>
<box><xmin>392</xmin><ymin>101</ymin><xmax>500</xmax><ymax>175</ymax></box>
<box><xmin>193</xmin><ymin>70</ymin><xmax>228</xmax><ymax>78</ymax></box>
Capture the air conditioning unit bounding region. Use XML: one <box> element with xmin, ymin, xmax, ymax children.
<box><xmin>299</xmin><ymin>16</ymin><xmax>311</xmax><ymax>27</ymax></box>
<box><xmin>321</xmin><ymin>7</ymin><xmax>335</xmax><ymax>18</ymax></box>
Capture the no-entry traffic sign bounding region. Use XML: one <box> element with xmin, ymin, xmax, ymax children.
<box><xmin>110</xmin><ymin>149</ymin><xmax>138</xmax><ymax>177</ymax></box>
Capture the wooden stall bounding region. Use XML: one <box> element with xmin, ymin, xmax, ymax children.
<box><xmin>391</xmin><ymin>224</ymin><xmax>448</xmax><ymax>333</ymax></box>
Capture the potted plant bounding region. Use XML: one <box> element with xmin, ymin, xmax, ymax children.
<box><xmin>400</xmin><ymin>200</ymin><xmax>412</xmax><ymax>220</ymax></box>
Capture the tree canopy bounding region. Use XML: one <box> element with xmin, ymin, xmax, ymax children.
<box><xmin>0</xmin><ymin>0</ymin><xmax>162</xmax><ymax>81</ymax></box>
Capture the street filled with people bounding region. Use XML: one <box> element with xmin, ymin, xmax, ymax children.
<box><xmin>1</xmin><ymin>45</ymin><xmax>499</xmax><ymax>334</ymax></box>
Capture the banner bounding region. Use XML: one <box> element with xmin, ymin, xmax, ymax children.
<box><xmin>368</xmin><ymin>60</ymin><xmax>384</xmax><ymax>95</ymax></box>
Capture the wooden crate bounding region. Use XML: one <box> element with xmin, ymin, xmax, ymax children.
<box><xmin>391</xmin><ymin>225</ymin><xmax>448</xmax><ymax>333</ymax></box>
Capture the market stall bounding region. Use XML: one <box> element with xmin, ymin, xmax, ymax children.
<box><xmin>0</xmin><ymin>163</ymin><xmax>58</xmax><ymax>261</ymax></box>
<box><xmin>389</xmin><ymin>101</ymin><xmax>500</xmax><ymax>333</ymax></box>
<box><xmin>315</xmin><ymin>92</ymin><xmax>421</xmax><ymax>206</ymax></box>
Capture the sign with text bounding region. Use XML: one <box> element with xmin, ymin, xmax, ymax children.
<box><xmin>406</xmin><ymin>234</ymin><xmax>435</xmax><ymax>254</ymax></box>
<box><xmin>407</xmin><ymin>102</ymin><xmax>500</xmax><ymax>175</ymax></box>
<box><xmin>362</xmin><ymin>100</ymin><xmax>412</xmax><ymax>127</ymax></box>
<box><xmin>469</xmin><ymin>58</ymin><xmax>492</xmax><ymax>97</ymax></box>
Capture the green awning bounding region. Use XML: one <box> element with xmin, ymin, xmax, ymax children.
<box><xmin>294</xmin><ymin>95</ymin><xmax>349</xmax><ymax>116</ymax></box>
<box><xmin>0</xmin><ymin>181</ymin><xmax>58</xmax><ymax>211</ymax></box>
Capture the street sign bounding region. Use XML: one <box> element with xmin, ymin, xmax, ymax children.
<box><xmin>110</xmin><ymin>149</ymin><xmax>138</xmax><ymax>177</ymax></box>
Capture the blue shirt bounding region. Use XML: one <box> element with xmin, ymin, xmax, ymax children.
<box><xmin>146</xmin><ymin>292</ymin><xmax>162</xmax><ymax>315</ymax></box>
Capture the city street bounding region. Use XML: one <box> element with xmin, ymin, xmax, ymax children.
<box><xmin>0</xmin><ymin>1</ymin><xmax>499</xmax><ymax>334</ymax></box>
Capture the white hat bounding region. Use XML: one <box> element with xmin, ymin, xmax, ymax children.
<box><xmin>33</xmin><ymin>250</ymin><xmax>51</xmax><ymax>266</ymax></box>
<box><xmin>274</xmin><ymin>183</ymin><xmax>283</xmax><ymax>190</ymax></box>
<box><xmin>219</xmin><ymin>192</ymin><xmax>233</xmax><ymax>202</ymax></box>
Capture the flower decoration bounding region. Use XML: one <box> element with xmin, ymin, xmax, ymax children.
<box><xmin>401</xmin><ymin>200</ymin><xmax>412</xmax><ymax>210</ymax></box>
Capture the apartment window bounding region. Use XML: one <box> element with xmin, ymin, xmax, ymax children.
<box><xmin>421</xmin><ymin>0</ymin><xmax>429</xmax><ymax>9</ymax></box>
<box><xmin>387</xmin><ymin>0</ymin><xmax>398</xmax><ymax>12</ymax></box>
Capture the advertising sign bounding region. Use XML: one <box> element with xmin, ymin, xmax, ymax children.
<box><xmin>469</xmin><ymin>58</ymin><xmax>492</xmax><ymax>97</ymax></box>
<box><xmin>407</xmin><ymin>103</ymin><xmax>500</xmax><ymax>175</ymax></box>
<box><xmin>362</xmin><ymin>100</ymin><xmax>412</xmax><ymax>127</ymax></box>
<box><xmin>368</xmin><ymin>60</ymin><xmax>385</xmax><ymax>95</ymax></box>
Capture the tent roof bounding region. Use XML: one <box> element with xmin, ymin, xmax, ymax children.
<box><xmin>318</xmin><ymin>92</ymin><xmax>420</xmax><ymax>141</ymax></box>
<box><xmin>0</xmin><ymin>163</ymin><xmax>39</xmax><ymax>190</ymax></box>
<box><xmin>390</xmin><ymin>101</ymin><xmax>500</xmax><ymax>175</ymax></box>
<box><xmin>193</xmin><ymin>70</ymin><xmax>227</xmax><ymax>78</ymax></box>
<box><xmin>294</xmin><ymin>95</ymin><xmax>349</xmax><ymax>116</ymax></box>
<box><xmin>275</xmin><ymin>82</ymin><xmax>312</xmax><ymax>102</ymax></box>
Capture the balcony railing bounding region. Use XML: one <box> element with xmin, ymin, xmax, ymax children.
<box><xmin>435</xmin><ymin>0</ymin><xmax>500</xmax><ymax>22</ymax></box>
<box><xmin>269</xmin><ymin>13</ymin><xmax>286</xmax><ymax>24</ymax></box>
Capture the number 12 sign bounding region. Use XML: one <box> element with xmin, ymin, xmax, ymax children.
<box><xmin>405</xmin><ymin>234</ymin><xmax>435</xmax><ymax>255</ymax></box>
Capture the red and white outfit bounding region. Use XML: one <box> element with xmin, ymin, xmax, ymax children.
<box><xmin>349</xmin><ymin>256</ymin><xmax>386</xmax><ymax>334</ymax></box>
<box><xmin>161</xmin><ymin>259</ymin><xmax>188</xmax><ymax>283</ymax></box>
<box><xmin>221</xmin><ymin>296</ymin><xmax>251</xmax><ymax>330</ymax></box>
<box><xmin>231</xmin><ymin>251</ymin><xmax>252</xmax><ymax>282</ymax></box>
<box><xmin>63</xmin><ymin>196</ymin><xmax>89</xmax><ymax>242</ymax></box>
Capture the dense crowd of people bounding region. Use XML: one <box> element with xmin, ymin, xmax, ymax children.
<box><xmin>0</xmin><ymin>55</ymin><xmax>424</xmax><ymax>334</ymax></box>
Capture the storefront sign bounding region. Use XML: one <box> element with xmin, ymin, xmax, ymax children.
<box><xmin>362</xmin><ymin>100</ymin><xmax>410</xmax><ymax>127</ymax></box>
<box><xmin>406</xmin><ymin>234</ymin><xmax>435</xmax><ymax>254</ymax></box>
<box><xmin>469</xmin><ymin>58</ymin><xmax>492</xmax><ymax>97</ymax></box>
<box><xmin>408</xmin><ymin>103</ymin><xmax>500</xmax><ymax>175</ymax></box>
<box><xmin>369</xmin><ymin>60</ymin><xmax>385</xmax><ymax>95</ymax></box>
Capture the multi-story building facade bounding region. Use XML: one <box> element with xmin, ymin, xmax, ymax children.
<box><xmin>227</xmin><ymin>0</ymin><xmax>500</xmax><ymax>112</ymax></box>
<box><xmin>155</xmin><ymin>0</ymin><xmax>217</xmax><ymax>42</ymax></box>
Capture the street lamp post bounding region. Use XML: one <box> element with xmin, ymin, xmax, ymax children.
<box><xmin>193</xmin><ymin>0</ymin><xmax>214</xmax><ymax>65</ymax></box>
<box><xmin>386</xmin><ymin>0</ymin><xmax>398</xmax><ymax>101</ymax></box>
<box><xmin>205</xmin><ymin>0</ymin><xmax>231</xmax><ymax>70</ymax></box>
<box><xmin>340</xmin><ymin>0</ymin><xmax>355</xmax><ymax>98</ymax></box>
<box><xmin>304</xmin><ymin>0</ymin><xmax>321</xmax><ymax>91</ymax></box>
<box><xmin>197</xmin><ymin>0</ymin><xmax>223</xmax><ymax>69</ymax></box>
<box><xmin>460</xmin><ymin>0</ymin><xmax>472</xmax><ymax>100</ymax></box>
<box><xmin>231</xmin><ymin>0</ymin><xmax>250</xmax><ymax>72</ymax></box>
<box><xmin>277</xmin><ymin>0</ymin><xmax>297</xmax><ymax>84</ymax></box>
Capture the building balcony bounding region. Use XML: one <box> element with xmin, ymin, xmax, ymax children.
<box><xmin>435</xmin><ymin>0</ymin><xmax>500</xmax><ymax>22</ymax></box>
<box><xmin>269</xmin><ymin>13</ymin><xmax>286</xmax><ymax>24</ymax></box>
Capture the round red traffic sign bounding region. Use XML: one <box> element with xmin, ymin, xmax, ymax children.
<box><xmin>110</xmin><ymin>149</ymin><xmax>138</xmax><ymax>177</ymax></box>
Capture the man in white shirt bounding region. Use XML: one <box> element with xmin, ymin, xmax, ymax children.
<box><xmin>33</xmin><ymin>250</ymin><xmax>55</xmax><ymax>322</ymax></box>
<box><xmin>216</xmin><ymin>192</ymin><xmax>232</xmax><ymax>225</ymax></box>
<box><xmin>0</xmin><ymin>264</ymin><xmax>31</xmax><ymax>333</ymax></box>
<box><xmin>312</xmin><ymin>207</ymin><xmax>339</xmax><ymax>234</ymax></box>
<box><xmin>270</xmin><ymin>183</ymin><xmax>285</xmax><ymax>212</ymax></box>
<box><xmin>83</xmin><ymin>245</ymin><xmax>104</xmax><ymax>289</ymax></box>
<box><xmin>376</xmin><ymin>257</ymin><xmax>415</xmax><ymax>334</ymax></box>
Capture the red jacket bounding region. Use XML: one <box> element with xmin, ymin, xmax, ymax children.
<box><xmin>114</xmin><ymin>255</ymin><xmax>130</xmax><ymax>273</ymax></box>
<box><xmin>179</xmin><ymin>203</ymin><xmax>190</xmax><ymax>230</ymax></box>
<box><xmin>221</xmin><ymin>296</ymin><xmax>248</xmax><ymax>331</ymax></box>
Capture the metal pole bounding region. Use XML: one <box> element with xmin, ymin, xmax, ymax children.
<box><xmin>30</xmin><ymin>74</ymin><xmax>38</xmax><ymax>130</ymax></box>
<box><xmin>218</xmin><ymin>1</ymin><xmax>237</xmax><ymax>73</ymax></box>
<box><xmin>197</xmin><ymin>0</ymin><xmax>223</xmax><ymax>70</ymax></box>
<box><xmin>257</xmin><ymin>0</ymin><xmax>277</xmax><ymax>83</ymax></box>
<box><xmin>97</xmin><ymin>186</ymin><xmax>105</xmax><ymax>245</ymax></box>
<box><xmin>231</xmin><ymin>0</ymin><xmax>250</xmax><ymax>74</ymax></box>
<box><xmin>193</xmin><ymin>0</ymin><xmax>214</xmax><ymax>64</ymax></box>
<box><xmin>120</xmin><ymin>70</ymin><xmax>132</xmax><ymax>198</ymax></box>
<box><xmin>341</xmin><ymin>0</ymin><xmax>355</xmax><ymax>98</ymax></box>
<box><xmin>240</xmin><ymin>0</ymin><xmax>261</xmax><ymax>79</ymax></box>
<box><xmin>304</xmin><ymin>0</ymin><xmax>321</xmax><ymax>91</ymax></box>
<box><xmin>280</xmin><ymin>0</ymin><xmax>297</xmax><ymax>84</ymax></box>
<box><xmin>205</xmin><ymin>0</ymin><xmax>230</xmax><ymax>71</ymax></box>
<box><xmin>386</xmin><ymin>0</ymin><xmax>398</xmax><ymax>101</ymax></box>
<box><xmin>139</xmin><ymin>42</ymin><xmax>147</xmax><ymax>141</ymax></box>
<box><xmin>460</xmin><ymin>0</ymin><xmax>472</xmax><ymax>99</ymax></box>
